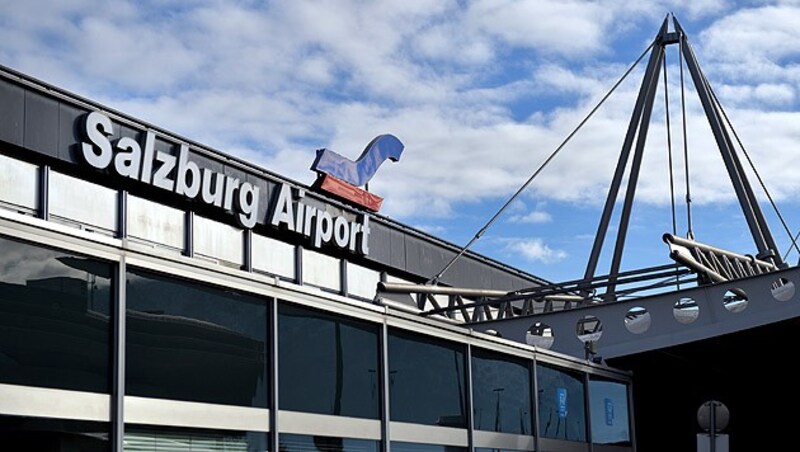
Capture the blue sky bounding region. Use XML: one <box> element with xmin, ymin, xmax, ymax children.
<box><xmin>2</xmin><ymin>0</ymin><xmax>800</xmax><ymax>283</ymax></box>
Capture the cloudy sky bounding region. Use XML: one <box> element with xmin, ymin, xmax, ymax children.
<box><xmin>2</xmin><ymin>0</ymin><xmax>800</xmax><ymax>283</ymax></box>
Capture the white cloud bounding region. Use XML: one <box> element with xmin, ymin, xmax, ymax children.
<box><xmin>1</xmin><ymin>0</ymin><xmax>799</xmax><ymax>226</ymax></box>
<box><xmin>510</xmin><ymin>209</ymin><xmax>553</xmax><ymax>224</ymax></box>
<box><xmin>506</xmin><ymin>238</ymin><xmax>568</xmax><ymax>263</ymax></box>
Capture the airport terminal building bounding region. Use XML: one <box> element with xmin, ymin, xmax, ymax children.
<box><xmin>0</xmin><ymin>66</ymin><xmax>634</xmax><ymax>452</ymax></box>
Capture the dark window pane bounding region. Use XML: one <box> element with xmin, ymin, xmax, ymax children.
<box><xmin>537</xmin><ymin>364</ymin><xmax>586</xmax><ymax>442</ymax></box>
<box><xmin>475</xmin><ymin>449</ymin><xmax>531</xmax><ymax>452</ymax></box>
<box><xmin>125</xmin><ymin>425</ymin><xmax>267</xmax><ymax>451</ymax></box>
<box><xmin>279</xmin><ymin>433</ymin><xmax>378</xmax><ymax>452</ymax></box>
<box><xmin>471</xmin><ymin>348</ymin><xmax>532</xmax><ymax>434</ymax></box>
<box><xmin>0</xmin><ymin>415</ymin><xmax>110</xmax><ymax>452</ymax></box>
<box><xmin>0</xmin><ymin>236</ymin><xmax>112</xmax><ymax>392</ymax></box>
<box><xmin>279</xmin><ymin>303</ymin><xmax>380</xmax><ymax>418</ymax></box>
<box><xmin>388</xmin><ymin>328</ymin><xmax>466</xmax><ymax>427</ymax></box>
<box><xmin>126</xmin><ymin>268</ymin><xmax>268</xmax><ymax>407</ymax></box>
<box><xmin>390</xmin><ymin>442</ymin><xmax>466</xmax><ymax>452</ymax></box>
<box><xmin>589</xmin><ymin>378</ymin><xmax>631</xmax><ymax>445</ymax></box>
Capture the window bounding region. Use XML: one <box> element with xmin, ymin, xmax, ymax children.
<box><xmin>125</xmin><ymin>425</ymin><xmax>267</xmax><ymax>451</ymax></box>
<box><xmin>0</xmin><ymin>236</ymin><xmax>112</xmax><ymax>392</ymax></box>
<box><xmin>390</xmin><ymin>443</ymin><xmax>467</xmax><ymax>452</ymax></box>
<box><xmin>589</xmin><ymin>378</ymin><xmax>631</xmax><ymax>445</ymax></box>
<box><xmin>537</xmin><ymin>364</ymin><xmax>586</xmax><ymax>442</ymax></box>
<box><xmin>49</xmin><ymin>170</ymin><xmax>117</xmax><ymax>232</ymax></box>
<box><xmin>252</xmin><ymin>234</ymin><xmax>295</xmax><ymax>280</ymax></box>
<box><xmin>0</xmin><ymin>153</ymin><xmax>37</xmax><ymax>211</ymax></box>
<box><xmin>472</xmin><ymin>348</ymin><xmax>532</xmax><ymax>435</ymax></box>
<box><xmin>279</xmin><ymin>434</ymin><xmax>378</xmax><ymax>452</ymax></box>
<box><xmin>126</xmin><ymin>268</ymin><xmax>268</xmax><ymax>407</ymax></box>
<box><xmin>347</xmin><ymin>263</ymin><xmax>380</xmax><ymax>300</ymax></box>
<box><xmin>1</xmin><ymin>415</ymin><xmax>110</xmax><ymax>452</ymax></box>
<box><xmin>302</xmin><ymin>249</ymin><xmax>340</xmax><ymax>291</ymax></box>
<box><xmin>388</xmin><ymin>329</ymin><xmax>466</xmax><ymax>428</ymax></box>
<box><xmin>193</xmin><ymin>215</ymin><xmax>242</xmax><ymax>264</ymax></box>
<box><xmin>127</xmin><ymin>195</ymin><xmax>184</xmax><ymax>249</ymax></box>
<box><xmin>278</xmin><ymin>303</ymin><xmax>380</xmax><ymax>419</ymax></box>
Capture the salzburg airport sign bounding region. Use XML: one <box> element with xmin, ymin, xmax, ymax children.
<box><xmin>79</xmin><ymin>111</ymin><xmax>370</xmax><ymax>254</ymax></box>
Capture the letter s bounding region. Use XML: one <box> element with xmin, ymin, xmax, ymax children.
<box><xmin>81</xmin><ymin>111</ymin><xmax>114</xmax><ymax>169</ymax></box>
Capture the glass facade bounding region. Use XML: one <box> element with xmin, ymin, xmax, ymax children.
<box><xmin>390</xmin><ymin>443</ymin><xmax>467</xmax><ymax>452</ymax></box>
<box><xmin>0</xmin><ymin>157</ymin><xmax>634</xmax><ymax>451</ymax></box>
<box><xmin>278</xmin><ymin>302</ymin><xmax>380</xmax><ymax>418</ymax></box>
<box><xmin>279</xmin><ymin>434</ymin><xmax>378</xmax><ymax>452</ymax></box>
<box><xmin>0</xmin><ymin>236</ymin><xmax>112</xmax><ymax>392</ymax></box>
<box><xmin>125</xmin><ymin>426</ymin><xmax>268</xmax><ymax>451</ymax></box>
<box><xmin>471</xmin><ymin>348</ymin><xmax>532</xmax><ymax>435</ymax></box>
<box><xmin>388</xmin><ymin>329</ymin><xmax>467</xmax><ymax>428</ymax></box>
<box><xmin>126</xmin><ymin>268</ymin><xmax>268</xmax><ymax>407</ymax></box>
<box><xmin>589</xmin><ymin>378</ymin><xmax>631</xmax><ymax>445</ymax></box>
<box><xmin>537</xmin><ymin>364</ymin><xmax>587</xmax><ymax>443</ymax></box>
<box><xmin>0</xmin><ymin>415</ymin><xmax>110</xmax><ymax>452</ymax></box>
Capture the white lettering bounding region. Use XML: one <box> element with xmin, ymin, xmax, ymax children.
<box><xmin>152</xmin><ymin>151</ymin><xmax>176</xmax><ymax>191</ymax></box>
<box><xmin>175</xmin><ymin>145</ymin><xmax>201</xmax><ymax>198</ymax></box>
<box><xmin>81</xmin><ymin>112</ymin><xmax>114</xmax><ymax>169</ymax></box>
<box><xmin>113</xmin><ymin>137</ymin><xmax>141</xmax><ymax>178</ymax></box>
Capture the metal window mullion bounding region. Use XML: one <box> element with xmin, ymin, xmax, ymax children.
<box><xmin>270</xmin><ymin>298</ymin><xmax>279</xmax><ymax>452</ymax></box>
<box><xmin>295</xmin><ymin>245</ymin><xmax>303</xmax><ymax>285</ymax></box>
<box><xmin>39</xmin><ymin>165</ymin><xmax>49</xmax><ymax>221</ymax></box>
<box><xmin>466</xmin><ymin>344</ymin><xmax>474</xmax><ymax>452</ymax></box>
<box><xmin>243</xmin><ymin>229</ymin><xmax>253</xmax><ymax>272</ymax></box>
<box><xmin>381</xmin><ymin>322</ymin><xmax>391</xmax><ymax>452</ymax></box>
<box><xmin>341</xmin><ymin>259</ymin><xmax>348</xmax><ymax>297</ymax></box>
<box><xmin>531</xmin><ymin>356</ymin><xmax>541</xmax><ymax>452</ymax></box>
<box><xmin>112</xmin><ymin>256</ymin><xmax>127</xmax><ymax>452</ymax></box>
<box><xmin>185</xmin><ymin>211</ymin><xmax>194</xmax><ymax>258</ymax></box>
<box><xmin>628</xmin><ymin>380</ymin><xmax>638</xmax><ymax>452</ymax></box>
<box><xmin>584</xmin><ymin>373</ymin><xmax>593</xmax><ymax>451</ymax></box>
<box><xmin>117</xmin><ymin>190</ymin><xmax>127</xmax><ymax>239</ymax></box>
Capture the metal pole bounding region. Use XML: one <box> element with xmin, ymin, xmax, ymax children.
<box><xmin>674</xmin><ymin>19</ymin><xmax>771</xmax><ymax>256</ymax></box>
<box><xmin>584</xmin><ymin>17</ymin><xmax>670</xmax><ymax>285</ymax></box>
<box><xmin>710</xmin><ymin>401</ymin><xmax>716</xmax><ymax>452</ymax></box>
<box><xmin>607</xmin><ymin>45</ymin><xmax>666</xmax><ymax>298</ymax></box>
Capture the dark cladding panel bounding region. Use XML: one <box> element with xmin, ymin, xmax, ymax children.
<box><xmin>23</xmin><ymin>91</ymin><xmax>59</xmax><ymax>158</ymax></box>
<box><xmin>190</xmin><ymin>151</ymin><xmax>225</xmax><ymax>174</ymax></box>
<box><xmin>364</xmin><ymin>220</ymin><xmax>392</xmax><ymax>265</ymax></box>
<box><xmin>404</xmin><ymin>235</ymin><xmax>449</xmax><ymax>279</ymax></box>
<box><xmin>246</xmin><ymin>172</ymin><xmax>272</xmax><ymax>220</ymax></box>
<box><xmin>0</xmin><ymin>79</ymin><xmax>24</xmax><ymax>147</ymax></box>
<box><xmin>443</xmin><ymin>258</ymin><xmax>493</xmax><ymax>290</ymax></box>
<box><xmin>58</xmin><ymin>102</ymin><xmax>88</xmax><ymax>164</ymax></box>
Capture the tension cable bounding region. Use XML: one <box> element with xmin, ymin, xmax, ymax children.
<box><xmin>427</xmin><ymin>39</ymin><xmax>657</xmax><ymax>284</ymax></box>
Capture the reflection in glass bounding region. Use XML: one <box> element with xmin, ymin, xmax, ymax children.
<box><xmin>279</xmin><ymin>433</ymin><xmax>378</xmax><ymax>452</ymax></box>
<box><xmin>0</xmin><ymin>415</ymin><xmax>110</xmax><ymax>452</ymax></box>
<box><xmin>475</xmin><ymin>449</ymin><xmax>530</xmax><ymax>452</ymax></box>
<box><xmin>388</xmin><ymin>329</ymin><xmax>467</xmax><ymax>427</ymax></box>
<box><xmin>279</xmin><ymin>302</ymin><xmax>380</xmax><ymax>418</ymax></box>
<box><xmin>126</xmin><ymin>268</ymin><xmax>268</xmax><ymax>407</ymax></box>
<box><xmin>0</xmin><ymin>236</ymin><xmax>112</xmax><ymax>392</ymax></box>
<box><xmin>537</xmin><ymin>364</ymin><xmax>587</xmax><ymax>442</ymax></box>
<box><xmin>589</xmin><ymin>378</ymin><xmax>631</xmax><ymax>445</ymax></box>
<box><xmin>471</xmin><ymin>348</ymin><xmax>532</xmax><ymax>434</ymax></box>
<box><xmin>125</xmin><ymin>425</ymin><xmax>267</xmax><ymax>451</ymax></box>
<box><xmin>390</xmin><ymin>442</ymin><xmax>467</xmax><ymax>452</ymax></box>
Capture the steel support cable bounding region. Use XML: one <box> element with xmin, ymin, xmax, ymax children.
<box><xmin>705</xmin><ymin>81</ymin><xmax>800</xmax><ymax>261</ymax></box>
<box><xmin>426</xmin><ymin>40</ymin><xmax>657</xmax><ymax>285</ymax></box>
<box><xmin>678</xmin><ymin>35</ymin><xmax>694</xmax><ymax>239</ymax></box>
<box><xmin>662</xmin><ymin>51</ymin><xmax>680</xmax><ymax>290</ymax></box>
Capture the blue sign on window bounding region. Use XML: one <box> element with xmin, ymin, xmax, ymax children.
<box><xmin>605</xmin><ymin>398</ymin><xmax>614</xmax><ymax>426</ymax></box>
<box><xmin>557</xmin><ymin>388</ymin><xmax>568</xmax><ymax>419</ymax></box>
